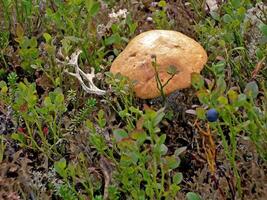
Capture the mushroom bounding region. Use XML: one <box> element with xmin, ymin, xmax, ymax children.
<box><xmin>110</xmin><ymin>30</ymin><xmax>208</xmax><ymax>99</ymax></box>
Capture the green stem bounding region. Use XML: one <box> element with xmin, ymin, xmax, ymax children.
<box><xmin>150</xmin><ymin>128</ymin><xmax>160</xmax><ymax>199</ymax></box>
<box><xmin>0</xmin><ymin>0</ymin><xmax>10</xmax><ymax>29</ymax></box>
<box><xmin>159</xmin><ymin>162</ymin><xmax>165</xmax><ymax>198</ymax></box>
<box><xmin>15</xmin><ymin>0</ymin><xmax>20</xmax><ymax>23</ymax></box>
<box><xmin>0</xmin><ymin>52</ymin><xmax>8</xmax><ymax>69</ymax></box>
<box><xmin>25</xmin><ymin>120</ymin><xmax>42</xmax><ymax>151</ymax></box>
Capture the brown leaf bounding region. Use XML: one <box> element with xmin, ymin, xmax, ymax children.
<box><xmin>15</xmin><ymin>24</ymin><xmax>24</xmax><ymax>39</ymax></box>
<box><xmin>35</xmin><ymin>73</ymin><xmax>53</xmax><ymax>91</ymax></box>
<box><xmin>216</xmin><ymin>55</ymin><xmax>225</xmax><ymax>61</ymax></box>
<box><xmin>136</xmin><ymin>116</ymin><xmax>144</xmax><ymax>130</ymax></box>
<box><xmin>252</xmin><ymin>57</ymin><xmax>266</xmax><ymax>79</ymax></box>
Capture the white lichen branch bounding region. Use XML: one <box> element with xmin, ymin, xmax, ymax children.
<box><xmin>58</xmin><ymin>49</ymin><xmax>106</xmax><ymax>95</ymax></box>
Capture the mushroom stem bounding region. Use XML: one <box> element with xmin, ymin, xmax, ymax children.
<box><xmin>59</xmin><ymin>49</ymin><xmax>106</xmax><ymax>95</ymax></box>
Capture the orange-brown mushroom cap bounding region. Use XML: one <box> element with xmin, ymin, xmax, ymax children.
<box><xmin>110</xmin><ymin>30</ymin><xmax>208</xmax><ymax>99</ymax></box>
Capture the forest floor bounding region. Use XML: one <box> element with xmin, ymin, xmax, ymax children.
<box><xmin>0</xmin><ymin>0</ymin><xmax>267</xmax><ymax>200</ymax></box>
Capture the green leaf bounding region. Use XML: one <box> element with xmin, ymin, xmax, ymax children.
<box><xmin>105</xmin><ymin>33</ymin><xmax>121</xmax><ymax>45</ymax></box>
<box><xmin>126</xmin><ymin>15</ymin><xmax>137</xmax><ymax>34</ymax></box>
<box><xmin>231</xmin><ymin>0</ymin><xmax>240</xmax><ymax>8</ymax></box>
<box><xmin>167</xmin><ymin>65</ymin><xmax>177</xmax><ymax>75</ymax></box>
<box><xmin>222</xmin><ymin>14</ymin><xmax>233</xmax><ymax>23</ymax></box>
<box><xmin>173</xmin><ymin>172</ymin><xmax>183</xmax><ymax>184</ymax></box>
<box><xmin>216</xmin><ymin>77</ymin><xmax>226</xmax><ymax>94</ymax></box>
<box><xmin>29</xmin><ymin>37</ymin><xmax>37</xmax><ymax>48</ymax></box>
<box><xmin>119</xmin><ymin>109</ymin><xmax>130</xmax><ymax>118</ymax></box>
<box><xmin>90</xmin><ymin>2</ymin><xmax>100</xmax><ymax>16</ymax></box>
<box><xmin>237</xmin><ymin>7</ymin><xmax>246</xmax><ymax>18</ymax></box>
<box><xmin>164</xmin><ymin>156</ymin><xmax>180</xmax><ymax>170</ymax></box>
<box><xmin>160</xmin><ymin>144</ymin><xmax>168</xmax><ymax>156</ymax></box>
<box><xmin>97</xmin><ymin>109</ymin><xmax>106</xmax><ymax>128</ymax></box>
<box><xmin>210</xmin><ymin>11</ymin><xmax>220</xmax><ymax>21</ymax></box>
<box><xmin>85</xmin><ymin>120</ymin><xmax>95</xmax><ymax>131</ymax></box>
<box><xmin>130</xmin><ymin>131</ymin><xmax>147</xmax><ymax>143</ymax></box>
<box><xmin>93</xmin><ymin>195</ymin><xmax>103</xmax><ymax>200</ymax></box>
<box><xmin>196</xmin><ymin>89</ymin><xmax>210</xmax><ymax>104</ymax></box>
<box><xmin>174</xmin><ymin>146</ymin><xmax>187</xmax><ymax>156</ymax></box>
<box><xmin>168</xmin><ymin>184</ymin><xmax>180</xmax><ymax>196</ymax></box>
<box><xmin>218</xmin><ymin>96</ymin><xmax>228</xmax><ymax>105</ymax></box>
<box><xmin>186</xmin><ymin>192</ymin><xmax>202</xmax><ymax>200</ymax></box>
<box><xmin>67</xmin><ymin>163</ymin><xmax>76</xmax><ymax>178</ymax></box>
<box><xmin>196</xmin><ymin>107</ymin><xmax>206</xmax><ymax>120</ymax></box>
<box><xmin>259</xmin><ymin>23</ymin><xmax>267</xmax><ymax>37</ymax></box>
<box><xmin>11</xmin><ymin>133</ymin><xmax>26</xmax><ymax>144</ymax></box>
<box><xmin>113</xmin><ymin>129</ymin><xmax>128</xmax><ymax>142</ymax></box>
<box><xmin>55</xmin><ymin>77</ymin><xmax>61</xmax><ymax>87</ymax></box>
<box><xmin>244</xmin><ymin>81</ymin><xmax>258</xmax><ymax>99</ymax></box>
<box><xmin>191</xmin><ymin>73</ymin><xmax>204</xmax><ymax>90</ymax></box>
<box><xmin>154</xmin><ymin>107</ymin><xmax>165</xmax><ymax>126</ymax></box>
<box><xmin>15</xmin><ymin>24</ymin><xmax>24</xmax><ymax>39</ymax></box>
<box><xmin>237</xmin><ymin>94</ymin><xmax>247</xmax><ymax>106</ymax></box>
<box><xmin>89</xmin><ymin>133</ymin><xmax>107</xmax><ymax>153</ymax></box>
<box><xmin>129</xmin><ymin>106</ymin><xmax>142</xmax><ymax>115</ymax></box>
<box><xmin>158</xmin><ymin>134</ymin><xmax>166</xmax><ymax>145</ymax></box>
<box><xmin>212</xmin><ymin>61</ymin><xmax>226</xmax><ymax>76</ymax></box>
<box><xmin>54</xmin><ymin>158</ymin><xmax>67</xmax><ymax>178</ymax></box>
<box><xmin>0</xmin><ymin>81</ymin><xmax>7</xmax><ymax>88</ymax></box>
<box><xmin>227</xmin><ymin>89</ymin><xmax>238</xmax><ymax>103</ymax></box>
<box><xmin>54</xmin><ymin>91</ymin><xmax>64</xmax><ymax>104</ymax></box>
<box><xmin>158</xmin><ymin>0</ymin><xmax>167</xmax><ymax>7</ymax></box>
<box><xmin>43</xmin><ymin>33</ymin><xmax>52</xmax><ymax>43</ymax></box>
<box><xmin>85</xmin><ymin>0</ymin><xmax>93</xmax><ymax>13</ymax></box>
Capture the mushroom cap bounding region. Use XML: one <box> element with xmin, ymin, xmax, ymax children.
<box><xmin>110</xmin><ymin>30</ymin><xmax>208</xmax><ymax>99</ymax></box>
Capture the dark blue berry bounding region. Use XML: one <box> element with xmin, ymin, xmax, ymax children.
<box><xmin>206</xmin><ymin>109</ymin><xmax>218</xmax><ymax>122</ymax></box>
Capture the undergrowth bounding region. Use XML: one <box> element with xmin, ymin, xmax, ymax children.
<box><xmin>0</xmin><ymin>0</ymin><xmax>266</xmax><ymax>199</ymax></box>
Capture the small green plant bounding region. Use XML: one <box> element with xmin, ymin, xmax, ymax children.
<box><xmin>54</xmin><ymin>158</ymin><xmax>79</xmax><ymax>199</ymax></box>
<box><xmin>151</xmin><ymin>55</ymin><xmax>178</xmax><ymax>104</ymax></box>
<box><xmin>192</xmin><ymin>0</ymin><xmax>262</xmax><ymax>83</ymax></box>
<box><xmin>192</xmin><ymin>72</ymin><xmax>267</xmax><ymax>197</ymax></box>
<box><xmin>105</xmin><ymin>72</ymin><xmax>141</xmax><ymax>131</ymax></box>
<box><xmin>56</xmin><ymin>183</ymin><xmax>78</xmax><ymax>200</ymax></box>
<box><xmin>71</xmin><ymin>98</ymin><xmax>97</xmax><ymax>128</ymax></box>
<box><xmin>114</xmin><ymin>107</ymin><xmax>183</xmax><ymax>199</ymax></box>
<box><xmin>86</xmin><ymin>119</ymin><xmax>115</xmax><ymax>160</ymax></box>
<box><xmin>45</xmin><ymin>0</ymin><xmax>103</xmax><ymax>69</ymax></box>
<box><xmin>15</xmin><ymin>27</ymin><xmax>42</xmax><ymax>72</ymax></box>
<box><xmin>45</xmin><ymin>0</ymin><xmax>100</xmax><ymax>37</ymax></box>
<box><xmin>1</xmin><ymin>0</ymin><xmax>41</xmax><ymax>33</ymax></box>
<box><xmin>96</xmin><ymin>109</ymin><xmax>107</xmax><ymax>129</ymax></box>
<box><xmin>152</xmin><ymin>1</ymin><xmax>173</xmax><ymax>29</ymax></box>
<box><xmin>32</xmin><ymin>32</ymin><xmax>63</xmax><ymax>87</ymax></box>
<box><xmin>2</xmin><ymin>80</ymin><xmax>67</xmax><ymax>157</ymax></box>
<box><xmin>89</xmin><ymin>107</ymin><xmax>183</xmax><ymax>199</ymax></box>
<box><xmin>189</xmin><ymin>2</ymin><xmax>267</xmax><ymax>197</ymax></box>
<box><xmin>104</xmin><ymin>13</ymin><xmax>137</xmax><ymax>50</ymax></box>
<box><xmin>54</xmin><ymin>154</ymin><xmax>102</xmax><ymax>199</ymax></box>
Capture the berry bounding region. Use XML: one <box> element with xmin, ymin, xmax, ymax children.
<box><xmin>43</xmin><ymin>127</ymin><xmax>49</xmax><ymax>136</ymax></box>
<box><xmin>17</xmin><ymin>127</ymin><xmax>25</xmax><ymax>133</ymax></box>
<box><xmin>206</xmin><ymin>108</ymin><xmax>219</xmax><ymax>122</ymax></box>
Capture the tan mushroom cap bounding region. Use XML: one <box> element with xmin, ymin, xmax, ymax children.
<box><xmin>110</xmin><ymin>30</ymin><xmax>208</xmax><ymax>99</ymax></box>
